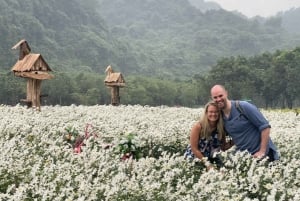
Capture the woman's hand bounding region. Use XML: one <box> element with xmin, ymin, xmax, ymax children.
<box><xmin>206</xmin><ymin>164</ymin><xmax>215</xmax><ymax>171</ymax></box>
<box><xmin>222</xmin><ymin>141</ymin><xmax>234</xmax><ymax>151</ymax></box>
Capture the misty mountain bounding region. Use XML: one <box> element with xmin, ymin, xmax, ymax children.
<box><xmin>97</xmin><ymin>0</ymin><xmax>300</xmax><ymax>77</ymax></box>
<box><xmin>1</xmin><ymin>0</ymin><xmax>300</xmax><ymax>79</ymax></box>
<box><xmin>188</xmin><ymin>0</ymin><xmax>221</xmax><ymax>13</ymax></box>
<box><xmin>279</xmin><ymin>7</ymin><xmax>300</xmax><ymax>34</ymax></box>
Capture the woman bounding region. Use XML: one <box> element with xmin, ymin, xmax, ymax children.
<box><xmin>184</xmin><ymin>101</ymin><xmax>232</xmax><ymax>169</ymax></box>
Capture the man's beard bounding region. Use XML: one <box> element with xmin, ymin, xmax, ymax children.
<box><xmin>218</xmin><ymin>99</ymin><xmax>226</xmax><ymax>110</ymax></box>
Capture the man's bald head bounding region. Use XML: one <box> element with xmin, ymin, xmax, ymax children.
<box><xmin>211</xmin><ymin>85</ymin><xmax>226</xmax><ymax>95</ymax></box>
<box><xmin>210</xmin><ymin>85</ymin><xmax>228</xmax><ymax>110</ymax></box>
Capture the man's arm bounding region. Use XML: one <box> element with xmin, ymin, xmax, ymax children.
<box><xmin>241</xmin><ymin>102</ymin><xmax>271</xmax><ymax>158</ymax></box>
<box><xmin>253</xmin><ymin>127</ymin><xmax>270</xmax><ymax>158</ymax></box>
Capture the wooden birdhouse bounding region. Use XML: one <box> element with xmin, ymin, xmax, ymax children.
<box><xmin>11</xmin><ymin>39</ymin><xmax>54</xmax><ymax>111</ymax></box>
<box><xmin>104</xmin><ymin>65</ymin><xmax>125</xmax><ymax>106</ymax></box>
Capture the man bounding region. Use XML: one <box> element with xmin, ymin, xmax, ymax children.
<box><xmin>210</xmin><ymin>84</ymin><xmax>279</xmax><ymax>161</ymax></box>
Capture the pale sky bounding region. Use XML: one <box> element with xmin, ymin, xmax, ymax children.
<box><xmin>205</xmin><ymin>0</ymin><xmax>300</xmax><ymax>17</ymax></box>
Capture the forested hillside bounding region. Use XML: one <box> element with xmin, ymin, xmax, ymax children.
<box><xmin>1</xmin><ymin>0</ymin><xmax>300</xmax><ymax>78</ymax></box>
<box><xmin>97</xmin><ymin>0</ymin><xmax>300</xmax><ymax>77</ymax></box>
<box><xmin>0</xmin><ymin>0</ymin><xmax>136</xmax><ymax>74</ymax></box>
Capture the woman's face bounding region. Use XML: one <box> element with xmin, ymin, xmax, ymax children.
<box><xmin>207</xmin><ymin>105</ymin><xmax>219</xmax><ymax>122</ymax></box>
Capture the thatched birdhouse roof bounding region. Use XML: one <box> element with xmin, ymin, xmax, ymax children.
<box><xmin>104</xmin><ymin>65</ymin><xmax>125</xmax><ymax>87</ymax></box>
<box><xmin>12</xmin><ymin>39</ymin><xmax>31</xmax><ymax>59</ymax></box>
<box><xmin>104</xmin><ymin>72</ymin><xmax>125</xmax><ymax>87</ymax></box>
<box><xmin>11</xmin><ymin>39</ymin><xmax>53</xmax><ymax>80</ymax></box>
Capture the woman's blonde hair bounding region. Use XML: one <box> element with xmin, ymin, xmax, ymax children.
<box><xmin>199</xmin><ymin>101</ymin><xmax>225</xmax><ymax>140</ymax></box>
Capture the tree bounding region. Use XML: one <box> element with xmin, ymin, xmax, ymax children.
<box><xmin>273</xmin><ymin>49</ymin><xmax>300</xmax><ymax>108</ymax></box>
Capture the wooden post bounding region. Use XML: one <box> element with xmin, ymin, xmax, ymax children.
<box><xmin>35</xmin><ymin>79</ymin><xmax>41</xmax><ymax>111</ymax></box>
<box><xmin>26</xmin><ymin>79</ymin><xmax>32</xmax><ymax>101</ymax></box>
<box><xmin>111</xmin><ymin>87</ymin><xmax>120</xmax><ymax>106</ymax></box>
<box><xmin>26</xmin><ymin>78</ymin><xmax>42</xmax><ymax>111</ymax></box>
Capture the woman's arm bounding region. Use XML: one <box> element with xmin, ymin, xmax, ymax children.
<box><xmin>190</xmin><ymin>123</ymin><xmax>214</xmax><ymax>170</ymax></box>
<box><xmin>190</xmin><ymin>122</ymin><xmax>205</xmax><ymax>160</ymax></box>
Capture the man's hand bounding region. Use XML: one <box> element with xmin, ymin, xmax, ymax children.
<box><xmin>253</xmin><ymin>150</ymin><xmax>265</xmax><ymax>159</ymax></box>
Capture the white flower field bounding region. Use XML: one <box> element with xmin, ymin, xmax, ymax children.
<box><xmin>0</xmin><ymin>104</ymin><xmax>299</xmax><ymax>201</ymax></box>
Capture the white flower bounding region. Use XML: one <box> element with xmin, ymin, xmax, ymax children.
<box><xmin>0</xmin><ymin>105</ymin><xmax>298</xmax><ymax>200</ymax></box>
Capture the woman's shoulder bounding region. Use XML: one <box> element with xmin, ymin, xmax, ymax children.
<box><xmin>191</xmin><ymin>121</ymin><xmax>202</xmax><ymax>132</ymax></box>
<box><xmin>194</xmin><ymin>121</ymin><xmax>202</xmax><ymax>128</ymax></box>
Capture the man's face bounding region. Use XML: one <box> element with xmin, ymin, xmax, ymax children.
<box><xmin>211</xmin><ymin>87</ymin><xmax>227</xmax><ymax>110</ymax></box>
